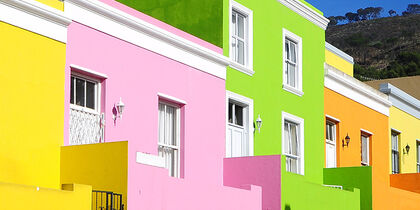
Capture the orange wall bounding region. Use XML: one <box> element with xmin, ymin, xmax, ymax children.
<box><xmin>325</xmin><ymin>87</ymin><xmax>420</xmax><ymax>210</ymax></box>
<box><xmin>390</xmin><ymin>173</ymin><xmax>420</xmax><ymax>193</ymax></box>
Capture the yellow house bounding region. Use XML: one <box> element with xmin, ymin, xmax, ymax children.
<box><xmin>325</xmin><ymin>42</ymin><xmax>354</xmax><ymax>77</ymax></box>
<box><xmin>366</xmin><ymin>77</ymin><xmax>420</xmax><ymax>174</ymax></box>
<box><xmin>0</xmin><ymin>0</ymin><xmax>91</xmax><ymax>209</ymax></box>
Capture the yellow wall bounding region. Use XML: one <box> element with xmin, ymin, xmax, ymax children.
<box><xmin>0</xmin><ymin>182</ymin><xmax>91</xmax><ymax>210</ymax></box>
<box><xmin>389</xmin><ymin>107</ymin><xmax>420</xmax><ymax>173</ymax></box>
<box><xmin>325</xmin><ymin>49</ymin><xmax>354</xmax><ymax>77</ymax></box>
<box><xmin>61</xmin><ymin>141</ymin><xmax>128</xmax><ymax>207</ymax></box>
<box><xmin>0</xmin><ymin>22</ymin><xmax>66</xmax><ymax>189</ymax></box>
<box><xmin>35</xmin><ymin>0</ymin><xmax>64</xmax><ymax>11</ymax></box>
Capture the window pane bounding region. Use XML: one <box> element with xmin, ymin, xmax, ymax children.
<box><xmin>232</xmin><ymin>12</ymin><xmax>236</xmax><ymax>35</ymax></box>
<box><xmin>287</xmin><ymin>63</ymin><xmax>296</xmax><ymax>87</ymax></box>
<box><xmin>290</xmin><ymin>123</ymin><xmax>298</xmax><ymax>156</ymax></box>
<box><xmin>290</xmin><ymin>41</ymin><xmax>297</xmax><ymax>63</ymax></box>
<box><xmin>237</xmin><ymin>40</ymin><xmax>245</xmax><ymax>65</ymax></box>
<box><xmin>234</xmin><ymin>104</ymin><xmax>243</xmax><ymax>126</ymax></box>
<box><xmin>165</xmin><ymin>106</ymin><xmax>176</xmax><ymax>146</ymax></box>
<box><xmin>86</xmin><ymin>81</ymin><xmax>95</xmax><ymax>109</ymax></box>
<box><xmin>237</xmin><ymin>14</ymin><xmax>245</xmax><ymax>39</ymax></box>
<box><xmin>286</xmin><ymin>157</ymin><xmax>298</xmax><ymax>173</ymax></box>
<box><xmin>284</xmin><ymin>122</ymin><xmax>290</xmax><ymax>154</ymax></box>
<box><xmin>285</xmin><ymin>41</ymin><xmax>290</xmax><ymax>60</ymax></box>
<box><xmin>75</xmin><ymin>78</ymin><xmax>85</xmax><ymax>107</ymax></box>
<box><xmin>231</xmin><ymin>38</ymin><xmax>237</xmax><ymax>62</ymax></box>
<box><xmin>158</xmin><ymin>104</ymin><xmax>165</xmax><ymax>144</ymax></box>
<box><xmin>228</xmin><ymin>102</ymin><xmax>233</xmax><ymax>123</ymax></box>
<box><xmin>361</xmin><ymin>136</ymin><xmax>368</xmax><ymax>164</ymax></box>
<box><xmin>70</xmin><ymin>77</ymin><xmax>75</xmax><ymax>104</ymax></box>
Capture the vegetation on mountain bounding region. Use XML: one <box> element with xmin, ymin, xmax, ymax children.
<box><xmin>326</xmin><ymin>5</ymin><xmax>420</xmax><ymax>81</ymax></box>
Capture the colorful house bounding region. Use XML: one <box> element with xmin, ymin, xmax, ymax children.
<box><xmin>324</xmin><ymin>43</ymin><xmax>420</xmax><ymax>210</ymax></box>
<box><xmin>0</xmin><ymin>0</ymin><xmax>91</xmax><ymax>209</ymax></box>
<box><xmin>59</xmin><ymin>0</ymin><xmax>265</xmax><ymax>209</ymax></box>
<box><xmin>113</xmin><ymin>0</ymin><xmax>361</xmax><ymax>209</ymax></box>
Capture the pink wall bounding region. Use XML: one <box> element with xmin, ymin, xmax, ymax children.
<box><xmin>224</xmin><ymin>156</ymin><xmax>282</xmax><ymax>210</ymax></box>
<box><xmin>65</xmin><ymin>18</ymin><xmax>261</xmax><ymax>209</ymax></box>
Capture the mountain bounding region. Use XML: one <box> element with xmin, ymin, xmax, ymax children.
<box><xmin>326</xmin><ymin>14</ymin><xmax>420</xmax><ymax>80</ymax></box>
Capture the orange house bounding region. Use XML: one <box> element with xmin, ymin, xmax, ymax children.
<box><xmin>324</xmin><ymin>46</ymin><xmax>420</xmax><ymax>209</ymax></box>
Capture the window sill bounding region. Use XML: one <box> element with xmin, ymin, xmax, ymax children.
<box><xmin>229</xmin><ymin>61</ymin><xmax>254</xmax><ymax>76</ymax></box>
<box><xmin>283</xmin><ymin>84</ymin><xmax>303</xmax><ymax>97</ymax></box>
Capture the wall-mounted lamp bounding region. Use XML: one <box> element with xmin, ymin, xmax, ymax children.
<box><xmin>113</xmin><ymin>97</ymin><xmax>125</xmax><ymax>120</ymax></box>
<box><xmin>342</xmin><ymin>133</ymin><xmax>350</xmax><ymax>148</ymax></box>
<box><xmin>256</xmin><ymin>115</ymin><xmax>262</xmax><ymax>133</ymax></box>
<box><xmin>404</xmin><ymin>144</ymin><xmax>410</xmax><ymax>154</ymax></box>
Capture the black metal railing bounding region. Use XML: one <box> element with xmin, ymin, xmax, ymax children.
<box><xmin>92</xmin><ymin>190</ymin><xmax>124</xmax><ymax>210</ymax></box>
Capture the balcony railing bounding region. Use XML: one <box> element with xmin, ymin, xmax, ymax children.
<box><xmin>92</xmin><ymin>190</ymin><xmax>124</xmax><ymax>210</ymax></box>
<box><xmin>69</xmin><ymin>106</ymin><xmax>104</xmax><ymax>145</ymax></box>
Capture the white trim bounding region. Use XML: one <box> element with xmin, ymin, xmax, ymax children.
<box><xmin>325</xmin><ymin>42</ymin><xmax>354</xmax><ymax>64</ymax></box>
<box><xmin>325</xmin><ymin>64</ymin><xmax>391</xmax><ymax>116</ymax></box>
<box><xmin>136</xmin><ymin>152</ymin><xmax>165</xmax><ymax>168</ymax></box>
<box><xmin>282</xmin><ymin>111</ymin><xmax>305</xmax><ymax>175</ymax></box>
<box><xmin>283</xmin><ymin>28</ymin><xmax>303</xmax><ymax>96</ymax></box>
<box><xmin>64</xmin><ymin>0</ymin><xmax>229</xmax><ymax>79</ymax></box>
<box><xmin>325</xmin><ymin>114</ymin><xmax>340</xmax><ymax>123</ymax></box>
<box><xmin>158</xmin><ymin>93</ymin><xmax>187</xmax><ymax>105</ymax></box>
<box><xmin>70</xmin><ymin>73</ymin><xmax>102</xmax><ymax>113</ymax></box>
<box><xmin>277</xmin><ymin>0</ymin><xmax>329</xmax><ymax>30</ymax></box>
<box><xmin>391</xmin><ymin>128</ymin><xmax>402</xmax><ymax>134</ymax></box>
<box><xmin>226</xmin><ymin>90</ymin><xmax>254</xmax><ymax>157</ymax></box>
<box><xmin>0</xmin><ymin>0</ymin><xmax>71</xmax><ymax>43</ymax></box>
<box><xmin>229</xmin><ymin>0</ymin><xmax>254</xmax><ymax>73</ymax></box>
<box><xmin>70</xmin><ymin>64</ymin><xmax>108</xmax><ymax>79</ymax></box>
<box><xmin>360</xmin><ymin>129</ymin><xmax>373</xmax><ymax>136</ymax></box>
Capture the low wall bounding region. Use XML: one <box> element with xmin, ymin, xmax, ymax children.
<box><xmin>224</xmin><ymin>155</ymin><xmax>282</xmax><ymax>210</ymax></box>
<box><xmin>390</xmin><ymin>173</ymin><xmax>420</xmax><ymax>193</ymax></box>
<box><xmin>0</xmin><ymin>182</ymin><xmax>91</xmax><ymax>210</ymax></box>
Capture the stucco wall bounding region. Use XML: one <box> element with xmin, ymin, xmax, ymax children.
<box><xmin>325</xmin><ymin>49</ymin><xmax>354</xmax><ymax>77</ymax></box>
<box><xmin>0</xmin><ymin>22</ymin><xmax>66</xmax><ymax>189</ymax></box>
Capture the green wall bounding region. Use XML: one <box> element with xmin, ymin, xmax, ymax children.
<box><xmin>324</xmin><ymin>167</ymin><xmax>372</xmax><ymax>210</ymax></box>
<box><xmin>115</xmin><ymin>0</ymin><xmax>223</xmax><ymax>47</ymax></box>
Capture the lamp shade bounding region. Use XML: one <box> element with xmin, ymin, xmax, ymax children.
<box><xmin>116</xmin><ymin>97</ymin><xmax>125</xmax><ymax>117</ymax></box>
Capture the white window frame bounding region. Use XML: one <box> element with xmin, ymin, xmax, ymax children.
<box><xmin>226</xmin><ymin>91</ymin><xmax>254</xmax><ymax>157</ymax></box>
<box><xmin>391</xmin><ymin>130</ymin><xmax>400</xmax><ymax>174</ymax></box>
<box><xmin>229</xmin><ymin>0</ymin><xmax>254</xmax><ymax>75</ymax></box>
<box><xmin>282</xmin><ymin>28</ymin><xmax>303</xmax><ymax>96</ymax></box>
<box><xmin>282</xmin><ymin>111</ymin><xmax>304</xmax><ymax>175</ymax></box>
<box><xmin>361</xmin><ymin>131</ymin><xmax>371</xmax><ymax>166</ymax></box>
<box><xmin>417</xmin><ymin>140</ymin><xmax>420</xmax><ymax>173</ymax></box>
<box><xmin>325</xmin><ymin>119</ymin><xmax>337</xmax><ymax>168</ymax></box>
<box><xmin>70</xmin><ymin>72</ymin><xmax>101</xmax><ymax>115</ymax></box>
<box><xmin>158</xmin><ymin>101</ymin><xmax>181</xmax><ymax>178</ymax></box>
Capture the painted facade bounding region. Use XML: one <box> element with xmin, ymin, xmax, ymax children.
<box><xmin>324</xmin><ymin>43</ymin><xmax>420</xmax><ymax>210</ymax></box>
<box><xmin>60</xmin><ymin>0</ymin><xmax>262</xmax><ymax>209</ymax></box>
<box><xmin>0</xmin><ymin>0</ymin><xmax>91</xmax><ymax>209</ymax></box>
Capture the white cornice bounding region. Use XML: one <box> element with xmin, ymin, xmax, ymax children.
<box><xmin>65</xmin><ymin>0</ymin><xmax>230</xmax><ymax>79</ymax></box>
<box><xmin>0</xmin><ymin>0</ymin><xmax>71</xmax><ymax>43</ymax></box>
<box><xmin>325</xmin><ymin>42</ymin><xmax>354</xmax><ymax>64</ymax></box>
<box><xmin>380</xmin><ymin>83</ymin><xmax>420</xmax><ymax>119</ymax></box>
<box><xmin>325</xmin><ymin>64</ymin><xmax>391</xmax><ymax>116</ymax></box>
<box><xmin>277</xmin><ymin>0</ymin><xmax>329</xmax><ymax>30</ymax></box>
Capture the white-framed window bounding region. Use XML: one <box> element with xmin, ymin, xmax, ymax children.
<box><xmin>70</xmin><ymin>74</ymin><xmax>100</xmax><ymax>112</ymax></box>
<box><xmin>282</xmin><ymin>112</ymin><xmax>304</xmax><ymax>175</ymax></box>
<box><xmin>391</xmin><ymin>131</ymin><xmax>400</xmax><ymax>174</ymax></box>
<box><xmin>417</xmin><ymin>140</ymin><xmax>420</xmax><ymax>173</ymax></box>
<box><xmin>229</xmin><ymin>0</ymin><xmax>253</xmax><ymax>72</ymax></box>
<box><xmin>361</xmin><ymin>133</ymin><xmax>370</xmax><ymax>166</ymax></box>
<box><xmin>158</xmin><ymin>101</ymin><xmax>180</xmax><ymax>178</ymax></box>
<box><xmin>325</xmin><ymin>120</ymin><xmax>337</xmax><ymax>168</ymax></box>
<box><xmin>226</xmin><ymin>91</ymin><xmax>254</xmax><ymax>158</ymax></box>
<box><xmin>282</xmin><ymin>28</ymin><xmax>303</xmax><ymax>96</ymax></box>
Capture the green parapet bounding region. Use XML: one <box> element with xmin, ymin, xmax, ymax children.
<box><xmin>324</xmin><ymin>167</ymin><xmax>373</xmax><ymax>210</ymax></box>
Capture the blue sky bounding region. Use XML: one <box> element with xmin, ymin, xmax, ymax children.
<box><xmin>305</xmin><ymin>0</ymin><xmax>419</xmax><ymax>17</ymax></box>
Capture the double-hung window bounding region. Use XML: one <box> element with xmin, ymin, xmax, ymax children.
<box><xmin>417</xmin><ymin>141</ymin><xmax>420</xmax><ymax>173</ymax></box>
<box><xmin>282</xmin><ymin>112</ymin><xmax>304</xmax><ymax>175</ymax></box>
<box><xmin>391</xmin><ymin>132</ymin><xmax>400</xmax><ymax>174</ymax></box>
<box><xmin>229</xmin><ymin>0</ymin><xmax>253</xmax><ymax>72</ymax></box>
<box><xmin>325</xmin><ymin>121</ymin><xmax>337</xmax><ymax>168</ymax></box>
<box><xmin>282</xmin><ymin>29</ymin><xmax>303</xmax><ymax>96</ymax></box>
<box><xmin>361</xmin><ymin>134</ymin><xmax>370</xmax><ymax>166</ymax></box>
<box><xmin>158</xmin><ymin>102</ymin><xmax>180</xmax><ymax>177</ymax></box>
<box><xmin>70</xmin><ymin>75</ymin><xmax>98</xmax><ymax>111</ymax></box>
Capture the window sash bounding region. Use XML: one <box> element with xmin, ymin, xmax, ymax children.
<box><xmin>231</xmin><ymin>10</ymin><xmax>247</xmax><ymax>66</ymax></box>
<box><xmin>284</xmin><ymin>39</ymin><xmax>298</xmax><ymax>88</ymax></box>
<box><xmin>158</xmin><ymin>102</ymin><xmax>180</xmax><ymax>177</ymax></box>
<box><xmin>417</xmin><ymin>142</ymin><xmax>420</xmax><ymax>173</ymax></box>
<box><xmin>70</xmin><ymin>75</ymin><xmax>98</xmax><ymax>111</ymax></box>
<box><xmin>391</xmin><ymin>133</ymin><xmax>399</xmax><ymax>173</ymax></box>
<box><xmin>326</xmin><ymin>122</ymin><xmax>336</xmax><ymax>142</ymax></box>
<box><xmin>361</xmin><ymin>135</ymin><xmax>369</xmax><ymax>165</ymax></box>
<box><xmin>284</xmin><ymin>121</ymin><xmax>300</xmax><ymax>173</ymax></box>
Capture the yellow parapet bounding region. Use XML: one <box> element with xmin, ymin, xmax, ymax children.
<box><xmin>325</xmin><ymin>43</ymin><xmax>354</xmax><ymax>77</ymax></box>
<box><xmin>0</xmin><ymin>182</ymin><xmax>91</xmax><ymax>210</ymax></box>
<box><xmin>0</xmin><ymin>21</ymin><xmax>66</xmax><ymax>189</ymax></box>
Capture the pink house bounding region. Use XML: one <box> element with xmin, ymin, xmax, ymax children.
<box><xmin>59</xmin><ymin>0</ymin><xmax>275</xmax><ymax>209</ymax></box>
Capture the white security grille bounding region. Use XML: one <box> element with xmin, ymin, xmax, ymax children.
<box><xmin>69</xmin><ymin>108</ymin><xmax>104</xmax><ymax>145</ymax></box>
